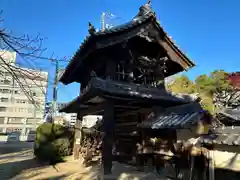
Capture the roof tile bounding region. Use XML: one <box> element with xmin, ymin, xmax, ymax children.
<box><xmin>139</xmin><ymin>103</ymin><xmax>203</xmax><ymax>129</ymax></box>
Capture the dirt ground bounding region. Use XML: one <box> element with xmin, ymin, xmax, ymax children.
<box><xmin>0</xmin><ymin>142</ymin><xmax>166</xmax><ymax>180</ymax></box>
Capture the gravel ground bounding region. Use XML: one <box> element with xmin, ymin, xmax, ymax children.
<box><xmin>0</xmin><ymin>142</ymin><xmax>168</xmax><ymax>180</ymax></box>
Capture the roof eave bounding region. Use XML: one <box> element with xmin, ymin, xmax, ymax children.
<box><xmin>153</xmin><ymin>20</ymin><xmax>195</xmax><ymax>71</ymax></box>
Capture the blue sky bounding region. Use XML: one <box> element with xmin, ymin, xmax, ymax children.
<box><xmin>1</xmin><ymin>0</ymin><xmax>240</xmax><ymax>103</ymax></box>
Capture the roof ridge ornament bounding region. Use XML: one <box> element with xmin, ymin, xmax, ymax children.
<box><xmin>147</xmin><ymin>0</ymin><xmax>152</xmax><ymax>6</ymax></box>
<box><xmin>133</xmin><ymin>1</ymin><xmax>154</xmax><ymax>21</ymax></box>
<box><xmin>88</xmin><ymin>22</ymin><xmax>96</xmax><ymax>35</ymax></box>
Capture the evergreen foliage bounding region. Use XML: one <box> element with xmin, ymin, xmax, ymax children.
<box><xmin>34</xmin><ymin>123</ymin><xmax>74</xmax><ymax>164</ymax></box>
<box><xmin>167</xmin><ymin>70</ymin><xmax>238</xmax><ymax>114</ymax></box>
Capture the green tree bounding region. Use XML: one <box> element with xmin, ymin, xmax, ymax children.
<box><xmin>199</xmin><ymin>95</ymin><xmax>215</xmax><ymax>114</ymax></box>
<box><xmin>211</xmin><ymin>70</ymin><xmax>231</xmax><ymax>92</ymax></box>
<box><xmin>194</xmin><ymin>70</ymin><xmax>235</xmax><ymax>112</ymax></box>
<box><xmin>167</xmin><ymin>75</ymin><xmax>196</xmax><ymax>94</ymax></box>
<box><xmin>167</xmin><ymin>70</ymin><xmax>239</xmax><ymax>113</ymax></box>
<box><xmin>195</xmin><ymin>74</ymin><xmax>215</xmax><ymax>95</ymax></box>
<box><xmin>34</xmin><ymin>123</ymin><xmax>74</xmax><ymax>164</ymax></box>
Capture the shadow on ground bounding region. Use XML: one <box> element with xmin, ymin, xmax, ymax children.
<box><xmin>14</xmin><ymin>172</ymin><xmax>71</xmax><ymax>180</ymax></box>
<box><xmin>0</xmin><ymin>157</ymin><xmax>45</xmax><ymax>179</ymax></box>
<box><xmin>215</xmin><ymin>168</ymin><xmax>240</xmax><ymax>180</ymax></box>
<box><xmin>0</xmin><ymin>142</ymin><xmax>34</xmax><ymax>155</ymax></box>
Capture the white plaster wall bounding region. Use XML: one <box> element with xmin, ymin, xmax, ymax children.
<box><xmin>82</xmin><ymin>115</ymin><xmax>102</xmax><ymax>128</ymax></box>
<box><xmin>209</xmin><ymin>150</ymin><xmax>240</xmax><ymax>171</ymax></box>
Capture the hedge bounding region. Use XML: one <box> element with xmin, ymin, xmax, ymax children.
<box><xmin>34</xmin><ymin>123</ymin><xmax>74</xmax><ymax>164</ymax></box>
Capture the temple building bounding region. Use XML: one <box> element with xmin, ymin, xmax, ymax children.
<box><xmin>59</xmin><ymin>2</ymin><xmax>207</xmax><ymax>175</ymax></box>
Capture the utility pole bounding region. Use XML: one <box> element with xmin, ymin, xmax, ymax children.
<box><xmin>52</xmin><ymin>60</ymin><xmax>59</xmax><ymax>117</ymax></box>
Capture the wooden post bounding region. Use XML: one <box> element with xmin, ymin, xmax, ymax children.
<box><xmin>208</xmin><ymin>151</ymin><xmax>215</xmax><ymax>180</ymax></box>
<box><xmin>73</xmin><ymin>116</ymin><xmax>82</xmax><ymax>160</ymax></box>
<box><xmin>102</xmin><ymin>100</ymin><xmax>115</xmax><ymax>174</ymax></box>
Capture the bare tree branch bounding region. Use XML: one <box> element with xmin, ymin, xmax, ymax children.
<box><xmin>0</xmin><ymin>11</ymin><xmax>70</xmax><ymax>118</ymax></box>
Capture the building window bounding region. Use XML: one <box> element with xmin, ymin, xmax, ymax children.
<box><xmin>8</xmin><ymin>117</ymin><xmax>22</xmax><ymax>124</ymax></box>
<box><xmin>19</xmin><ymin>108</ymin><xmax>25</xmax><ymax>112</ymax></box>
<box><xmin>0</xmin><ymin>107</ymin><xmax>6</xmax><ymax>112</ymax></box>
<box><xmin>15</xmin><ymin>90</ymin><xmax>20</xmax><ymax>94</ymax></box>
<box><xmin>27</xmin><ymin>119</ymin><xmax>37</xmax><ymax>124</ymax></box>
<box><xmin>28</xmin><ymin>108</ymin><xmax>33</xmax><ymax>113</ymax></box>
<box><xmin>0</xmin><ymin>97</ymin><xmax>8</xmax><ymax>102</ymax></box>
<box><xmin>0</xmin><ymin>117</ymin><xmax>5</xmax><ymax>124</ymax></box>
<box><xmin>3</xmin><ymin>79</ymin><xmax>11</xmax><ymax>84</ymax></box>
<box><xmin>16</xmin><ymin>100</ymin><xmax>27</xmax><ymax>104</ymax></box>
<box><xmin>0</xmin><ymin>89</ymin><xmax>11</xmax><ymax>94</ymax></box>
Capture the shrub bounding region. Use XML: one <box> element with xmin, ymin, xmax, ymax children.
<box><xmin>34</xmin><ymin>123</ymin><xmax>74</xmax><ymax>164</ymax></box>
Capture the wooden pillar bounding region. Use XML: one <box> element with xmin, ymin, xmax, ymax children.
<box><xmin>208</xmin><ymin>151</ymin><xmax>215</xmax><ymax>180</ymax></box>
<box><xmin>102</xmin><ymin>100</ymin><xmax>115</xmax><ymax>174</ymax></box>
<box><xmin>73</xmin><ymin>115</ymin><xmax>82</xmax><ymax>160</ymax></box>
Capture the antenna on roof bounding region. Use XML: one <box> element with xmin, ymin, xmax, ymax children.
<box><xmin>101</xmin><ymin>12</ymin><xmax>105</xmax><ymax>32</ymax></box>
<box><xmin>101</xmin><ymin>12</ymin><xmax>117</xmax><ymax>31</ymax></box>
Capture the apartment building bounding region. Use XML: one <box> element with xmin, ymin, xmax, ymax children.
<box><xmin>0</xmin><ymin>50</ymin><xmax>48</xmax><ymax>135</ymax></box>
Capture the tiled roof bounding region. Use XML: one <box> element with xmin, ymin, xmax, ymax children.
<box><xmin>139</xmin><ymin>102</ymin><xmax>203</xmax><ymax>129</ymax></box>
<box><xmin>59</xmin><ymin>77</ymin><xmax>191</xmax><ymax>113</ymax></box>
<box><xmin>200</xmin><ymin>134</ymin><xmax>240</xmax><ymax>146</ymax></box>
<box><xmin>169</xmin><ymin>93</ymin><xmax>201</xmax><ymax>102</ymax></box>
<box><xmin>74</xmin><ymin>3</ymin><xmax>154</xmax><ymax>54</ymax></box>
<box><xmin>60</xmin><ymin>3</ymin><xmax>195</xmax><ymax>84</ymax></box>
<box><xmin>75</xmin><ymin>12</ymin><xmax>153</xmax><ymax>55</ymax></box>
<box><xmin>199</xmin><ymin>126</ymin><xmax>240</xmax><ymax>146</ymax></box>
<box><xmin>219</xmin><ymin>109</ymin><xmax>240</xmax><ymax>121</ymax></box>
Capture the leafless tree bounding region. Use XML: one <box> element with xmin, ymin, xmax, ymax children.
<box><xmin>0</xmin><ymin>11</ymin><xmax>69</xmax><ymax>115</ymax></box>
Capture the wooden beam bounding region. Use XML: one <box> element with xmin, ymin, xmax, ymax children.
<box><xmin>114</xmin><ymin>105</ymin><xmax>141</xmax><ymax>109</ymax></box>
<box><xmin>116</xmin><ymin>108</ymin><xmax>151</xmax><ymax>118</ymax></box>
<box><xmin>115</xmin><ymin>122</ymin><xmax>138</xmax><ymax>127</ymax></box>
<box><xmin>78</xmin><ymin>102</ymin><xmax>105</xmax><ymax>116</ymax></box>
<box><xmin>157</xmin><ymin>38</ymin><xmax>189</xmax><ymax>70</ymax></box>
